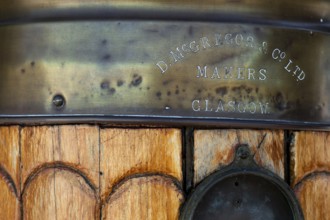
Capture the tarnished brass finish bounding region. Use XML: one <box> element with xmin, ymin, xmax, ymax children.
<box><xmin>0</xmin><ymin>0</ymin><xmax>328</xmax><ymax>27</ymax></box>
<box><xmin>0</xmin><ymin>1</ymin><xmax>329</xmax><ymax>127</ymax></box>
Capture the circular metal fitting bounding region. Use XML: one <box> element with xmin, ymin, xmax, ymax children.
<box><xmin>180</xmin><ymin>145</ymin><xmax>304</xmax><ymax>220</ymax></box>
<box><xmin>52</xmin><ymin>94</ymin><xmax>65</xmax><ymax>109</ymax></box>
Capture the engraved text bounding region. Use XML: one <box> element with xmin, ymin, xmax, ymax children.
<box><xmin>192</xmin><ymin>99</ymin><xmax>270</xmax><ymax>114</ymax></box>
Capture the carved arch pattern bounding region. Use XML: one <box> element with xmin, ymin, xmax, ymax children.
<box><xmin>0</xmin><ymin>126</ymin><xmax>183</xmax><ymax>219</ymax></box>
<box><xmin>1</xmin><ymin>126</ymin><xmax>329</xmax><ymax>220</ymax></box>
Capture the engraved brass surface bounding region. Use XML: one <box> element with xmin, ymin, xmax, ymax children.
<box><xmin>0</xmin><ymin>2</ymin><xmax>329</xmax><ymax>127</ymax></box>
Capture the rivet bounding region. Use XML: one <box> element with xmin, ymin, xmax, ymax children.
<box><xmin>52</xmin><ymin>94</ymin><xmax>65</xmax><ymax>109</ymax></box>
<box><xmin>237</xmin><ymin>145</ymin><xmax>250</xmax><ymax>160</ymax></box>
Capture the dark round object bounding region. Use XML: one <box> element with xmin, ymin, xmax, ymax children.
<box><xmin>52</xmin><ymin>94</ymin><xmax>65</xmax><ymax>109</ymax></box>
<box><xmin>180</xmin><ymin>169</ymin><xmax>304</xmax><ymax>220</ymax></box>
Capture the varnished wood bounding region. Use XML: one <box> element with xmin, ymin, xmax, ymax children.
<box><xmin>1</xmin><ymin>126</ymin><xmax>183</xmax><ymax>219</ymax></box>
<box><xmin>100</xmin><ymin>128</ymin><xmax>182</xmax><ymax>200</ymax></box>
<box><xmin>20</xmin><ymin>125</ymin><xmax>100</xmax><ymax>219</ymax></box>
<box><xmin>99</xmin><ymin>128</ymin><xmax>183</xmax><ymax>219</ymax></box>
<box><xmin>22</xmin><ymin>168</ymin><xmax>99</xmax><ymax>220</ymax></box>
<box><xmin>291</xmin><ymin>131</ymin><xmax>330</xmax><ymax>220</ymax></box>
<box><xmin>0</xmin><ymin>169</ymin><xmax>20</xmax><ymax>220</ymax></box>
<box><xmin>53</xmin><ymin>126</ymin><xmax>100</xmax><ymax>187</ymax></box>
<box><xmin>290</xmin><ymin>131</ymin><xmax>330</xmax><ymax>186</ymax></box>
<box><xmin>21</xmin><ymin>126</ymin><xmax>100</xmax><ymax>188</ymax></box>
<box><xmin>194</xmin><ymin>129</ymin><xmax>285</xmax><ymax>185</ymax></box>
<box><xmin>0</xmin><ymin>126</ymin><xmax>20</xmax><ymax>190</ymax></box>
<box><xmin>102</xmin><ymin>175</ymin><xmax>183</xmax><ymax>220</ymax></box>
<box><xmin>2</xmin><ymin>126</ymin><xmax>330</xmax><ymax>220</ymax></box>
<box><xmin>295</xmin><ymin>174</ymin><xmax>330</xmax><ymax>220</ymax></box>
<box><xmin>0</xmin><ymin>126</ymin><xmax>20</xmax><ymax>220</ymax></box>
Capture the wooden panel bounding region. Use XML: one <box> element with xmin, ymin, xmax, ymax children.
<box><xmin>21</xmin><ymin>126</ymin><xmax>59</xmax><ymax>186</ymax></box>
<box><xmin>20</xmin><ymin>125</ymin><xmax>100</xmax><ymax>219</ymax></box>
<box><xmin>0</xmin><ymin>126</ymin><xmax>20</xmax><ymax>190</ymax></box>
<box><xmin>21</xmin><ymin>125</ymin><xmax>99</xmax><ymax>188</ymax></box>
<box><xmin>22</xmin><ymin>168</ymin><xmax>98</xmax><ymax>220</ymax></box>
<box><xmin>100</xmin><ymin>128</ymin><xmax>182</xmax><ymax>199</ymax></box>
<box><xmin>0</xmin><ymin>171</ymin><xmax>20</xmax><ymax>220</ymax></box>
<box><xmin>102</xmin><ymin>175</ymin><xmax>183</xmax><ymax>220</ymax></box>
<box><xmin>54</xmin><ymin>126</ymin><xmax>100</xmax><ymax>187</ymax></box>
<box><xmin>294</xmin><ymin>174</ymin><xmax>330</xmax><ymax>220</ymax></box>
<box><xmin>0</xmin><ymin>126</ymin><xmax>20</xmax><ymax>220</ymax></box>
<box><xmin>194</xmin><ymin>129</ymin><xmax>284</xmax><ymax>185</ymax></box>
<box><xmin>17</xmin><ymin>126</ymin><xmax>183</xmax><ymax>219</ymax></box>
<box><xmin>290</xmin><ymin>131</ymin><xmax>330</xmax><ymax>185</ymax></box>
<box><xmin>291</xmin><ymin>131</ymin><xmax>330</xmax><ymax>220</ymax></box>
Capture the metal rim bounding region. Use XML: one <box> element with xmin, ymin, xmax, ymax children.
<box><xmin>180</xmin><ymin>146</ymin><xmax>304</xmax><ymax>220</ymax></box>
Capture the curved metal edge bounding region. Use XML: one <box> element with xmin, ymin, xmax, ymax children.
<box><xmin>0</xmin><ymin>115</ymin><xmax>330</xmax><ymax>131</ymax></box>
<box><xmin>179</xmin><ymin>146</ymin><xmax>304</xmax><ymax>220</ymax></box>
<box><xmin>0</xmin><ymin>6</ymin><xmax>329</xmax><ymax>33</ymax></box>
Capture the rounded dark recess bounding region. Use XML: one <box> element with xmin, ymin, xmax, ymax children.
<box><xmin>180</xmin><ymin>170</ymin><xmax>304</xmax><ymax>220</ymax></box>
<box><xmin>52</xmin><ymin>94</ymin><xmax>66</xmax><ymax>109</ymax></box>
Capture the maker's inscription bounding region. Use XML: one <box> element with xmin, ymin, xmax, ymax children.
<box><xmin>154</xmin><ymin>30</ymin><xmax>311</xmax><ymax>117</ymax></box>
<box><xmin>196</xmin><ymin>66</ymin><xmax>268</xmax><ymax>81</ymax></box>
<box><xmin>156</xmin><ymin>33</ymin><xmax>307</xmax><ymax>82</ymax></box>
<box><xmin>192</xmin><ymin>100</ymin><xmax>270</xmax><ymax>114</ymax></box>
<box><xmin>156</xmin><ymin>32</ymin><xmax>267</xmax><ymax>74</ymax></box>
<box><xmin>0</xmin><ymin>19</ymin><xmax>327</xmax><ymax>127</ymax></box>
<box><xmin>271</xmin><ymin>48</ymin><xmax>306</xmax><ymax>81</ymax></box>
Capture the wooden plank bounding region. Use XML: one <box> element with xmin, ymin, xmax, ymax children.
<box><xmin>294</xmin><ymin>174</ymin><xmax>330</xmax><ymax>220</ymax></box>
<box><xmin>0</xmin><ymin>170</ymin><xmax>20</xmax><ymax>220</ymax></box>
<box><xmin>0</xmin><ymin>126</ymin><xmax>20</xmax><ymax>191</ymax></box>
<box><xmin>291</xmin><ymin>131</ymin><xmax>330</xmax><ymax>220</ymax></box>
<box><xmin>102</xmin><ymin>175</ymin><xmax>183</xmax><ymax>220</ymax></box>
<box><xmin>21</xmin><ymin>125</ymin><xmax>99</xmax><ymax>189</ymax></box>
<box><xmin>21</xmin><ymin>125</ymin><xmax>100</xmax><ymax>219</ymax></box>
<box><xmin>21</xmin><ymin>126</ymin><xmax>59</xmax><ymax>186</ymax></box>
<box><xmin>290</xmin><ymin>131</ymin><xmax>330</xmax><ymax>186</ymax></box>
<box><xmin>100</xmin><ymin>128</ymin><xmax>182</xmax><ymax>200</ymax></box>
<box><xmin>194</xmin><ymin>129</ymin><xmax>284</xmax><ymax>185</ymax></box>
<box><xmin>0</xmin><ymin>126</ymin><xmax>20</xmax><ymax>220</ymax></box>
<box><xmin>20</xmin><ymin>126</ymin><xmax>183</xmax><ymax>219</ymax></box>
<box><xmin>22</xmin><ymin>168</ymin><xmax>99</xmax><ymax>220</ymax></box>
<box><xmin>54</xmin><ymin>125</ymin><xmax>100</xmax><ymax>188</ymax></box>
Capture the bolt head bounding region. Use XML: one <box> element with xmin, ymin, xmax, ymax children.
<box><xmin>52</xmin><ymin>95</ymin><xmax>65</xmax><ymax>109</ymax></box>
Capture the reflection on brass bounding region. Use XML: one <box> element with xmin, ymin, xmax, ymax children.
<box><xmin>0</xmin><ymin>0</ymin><xmax>328</xmax><ymax>27</ymax></box>
<box><xmin>0</xmin><ymin>2</ymin><xmax>329</xmax><ymax>127</ymax></box>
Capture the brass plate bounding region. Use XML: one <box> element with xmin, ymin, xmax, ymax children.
<box><xmin>0</xmin><ymin>7</ymin><xmax>329</xmax><ymax>127</ymax></box>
